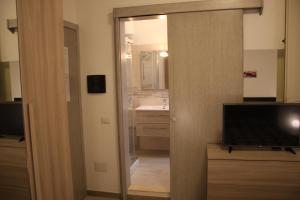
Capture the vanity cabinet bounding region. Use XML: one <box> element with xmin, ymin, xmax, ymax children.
<box><xmin>136</xmin><ymin>123</ymin><xmax>169</xmax><ymax>138</ymax></box>
<box><xmin>136</xmin><ymin>110</ymin><xmax>169</xmax><ymax>124</ymax></box>
<box><xmin>135</xmin><ymin>109</ymin><xmax>170</xmax><ymax>150</ymax></box>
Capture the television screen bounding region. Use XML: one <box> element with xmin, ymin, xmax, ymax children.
<box><xmin>0</xmin><ymin>102</ymin><xmax>24</xmax><ymax>137</ymax></box>
<box><xmin>223</xmin><ymin>103</ymin><xmax>300</xmax><ymax>147</ymax></box>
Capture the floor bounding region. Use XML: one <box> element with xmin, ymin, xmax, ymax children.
<box><xmin>128</xmin><ymin>154</ymin><xmax>170</xmax><ymax>197</ymax></box>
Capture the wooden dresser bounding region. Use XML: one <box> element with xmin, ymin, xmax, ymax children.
<box><xmin>207</xmin><ymin>144</ymin><xmax>300</xmax><ymax>200</ymax></box>
<box><xmin>0</xmin><ymin>138</ymin><xmax>31</xmax><ymax>200</ymax></box>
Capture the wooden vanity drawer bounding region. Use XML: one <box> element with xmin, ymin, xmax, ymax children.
<box><xmin>136</xmin><ymin>123</ymin><xmax>170</xmax><ymax>138</ymax></box>
<box><xmin>136</xmin><ymin>111</ymin><xmax>170</xmax><ymax>123</ymax></box>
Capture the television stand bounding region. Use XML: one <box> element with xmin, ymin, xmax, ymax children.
<box><xmin>285</xmin><ymin>147</ymin><xmax>297</xmax><ymax>155</ymax></box>
<box><xmin>208</xmin><ymin>144</ymin><xmax>300</xmax><ymax>200</ymax></box>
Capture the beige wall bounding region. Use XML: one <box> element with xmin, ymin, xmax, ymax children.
<box><xmin>73</xmin><ymin>0</ymin><xmax>286</xmax><ymax>193</ymax></box>
<box><xmin>244</xmin><ymin>50</ymin><xmax>278</xmax><ymax>98</ymax></box>
<box><xmin>244</xmin><ymin>0</ymin><xmax>285</xmax><ymax>50</ymax></box>
<box><xmin>63</xmin><ymin>0</ymin><xmax>78</xmax><ymax>23</ymax></box>
<box><xmin>0</xmin><ymin>0</ymin><xmax>18</xmax><ymax>62</ymax></box>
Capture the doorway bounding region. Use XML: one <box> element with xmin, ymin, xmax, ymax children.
<box><xmin>64</xmin><ymin>22</ymin><xmax>86</xmax><ymax>200</ymax></box>
<box><xmin>118</xmin><ymin>15</ymin><xmax>170</xmax><ymax>198</ymax></box>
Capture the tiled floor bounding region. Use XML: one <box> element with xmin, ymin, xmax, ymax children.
<box><xmin>85</xmin><ymin>197</ymin><xmax>117</xmax><ymax>200</ymax></box>
<box><xmin>128</xmin><ymin>154</ymin><xmax>170</xmax><ymax>197</ymax></box>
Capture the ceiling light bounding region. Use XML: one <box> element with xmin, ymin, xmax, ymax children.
<box><xmin>159</xmin><ymin>15</ymin><xmax>167</xmax><ymax>20</ymax></box>
<box><xmin>125</xmin><ymin>54</ymin><xmax>132</xmax><ymax>59</ymax></box>
<box><xmin>160</xmin><ymin>51</ymin><xmax>168</xmax><ymax>57</ymax></box>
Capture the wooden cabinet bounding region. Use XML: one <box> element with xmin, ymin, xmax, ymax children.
<box><xmin>207</xmin><ymin>144</ymin><xmax>300</xmax><ymax>200</ymax></box>
<box><xmin>136</xmin><ymin>110</ymin><xmax>170</xmax><ymax>150</ymax></box>
<box><xmin>136</xmin><ymin>110</ymin><xmax>170</xmax><ymax>124</ymax></box>
<box><xmin>0</xmin><ymin>138</ymin><xmax>31</xmax><ymax>200</ymax></box>
<box><xmin>136</xmin><ymin>123</ymin><xmax>169</xmax><ymax>138</ymax></box>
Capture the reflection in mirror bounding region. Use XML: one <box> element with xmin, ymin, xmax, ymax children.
<box><xmin>0</xmin><ymin>1</ymin><xmax>30</xmax><ymax>199</ymax></box>
<box><xmin>243</xmin><ymin>49</ymin><xmax>285</xmax><ymax>102</ymax></box>
<box><xmin>243</xmin><ymin>3</ymin><xmax>286</xmax><ymax>103</ymax></box>
<box><xmin>140</xmin><ymin>50</ymin><xmax>168</xmax><ymax>90</ymax></box>
<box><xmin>0</xmin><ymin>0</ymin><xmax>21</xmax><ymax>103</ymax></box>
<box><xmin>125</xmin><ymin>18</ymin><xmax>168</xmax><ymax>92</ymax></box>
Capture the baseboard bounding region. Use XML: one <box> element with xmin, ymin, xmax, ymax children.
<box><xmin>87</xmin><ymin>190</ymin><xmax>170</xmax><ymax>200</ymax></box>
<box><xmin>87</xmin><ymin>190</ymin><xmax>121</xmax><ymax>199</ymax></box>
<box><xmin>128</xmin><ymin>194</ymin><xmax>170</xmax><ymax>200</ymax></box>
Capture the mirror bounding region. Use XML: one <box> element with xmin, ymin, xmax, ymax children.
<box><xmin>140</xmin><ymin>50</ymin><xmax>168</xmax><ymax>90</ymax></box>
<box><xmin>0</xmin><ymin>2</ymin><xmax>30</xmax><ymax>200</ymax></box>
<box><xmin>243</xmin><ymin>49</ymin><xmax>285</xmax><ymax>102</ymax></box>
<box><xmin>0</xmin><ymin>0</ymin><xmax>21</xmax><ymax>103</ymax></box>
<box><xmin>125</xmin><ymin>17</ymin><xmax>168</xmax><ymax>91</ymax></box>
<box><xmin>243</xmin><ymin>5</ymin><xmax>286</xmax><ymax>103</ymax></box>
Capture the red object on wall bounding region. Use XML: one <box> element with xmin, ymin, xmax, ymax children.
<box><xmin>243</xmin><ymin>71</ymin><xmax>257</xmax><ymax>78</ymax></box>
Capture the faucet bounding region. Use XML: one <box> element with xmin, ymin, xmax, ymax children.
<box><xmin>162</xmin><ymin>98</ymin><xmax>167</xmax><ymax>109</ymax></box>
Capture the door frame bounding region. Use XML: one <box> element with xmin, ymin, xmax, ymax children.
<box><xmin>64</xmin><ymin>20</ymin><xmax>88</xmax><ymax>200</ymax></box>
<box><xmin>113</xmin><ymin>1</ymin><xmax>263</xmax><ymax>199</ymax></box>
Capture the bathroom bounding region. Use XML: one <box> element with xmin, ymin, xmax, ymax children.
<box><xmin>122</xmin><ymin>16</ymin><xmax>170</xmax><ymax>197</ymax></box>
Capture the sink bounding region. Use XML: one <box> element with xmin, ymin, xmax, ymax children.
<box><xmin>136</xmin><ymin>105</ymin><xmax>169</xmax><ymax>111</ymax></box>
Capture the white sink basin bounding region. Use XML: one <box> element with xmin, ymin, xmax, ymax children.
<box><xmin>136</xmin><ymin>105</ymin><xmax>169</xmax><ymax>111</ymax></box>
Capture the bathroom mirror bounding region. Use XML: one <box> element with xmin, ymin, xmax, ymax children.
<box><xmin>243</xmin><ymin>49</ymin><xmax>285</xmax><ymax>102</ymax></box>
<box><xmin>0</xmin><ymin>0</ymin><xmax>21</xmax><ymax>103</ymax></box>
<box><xmin>243</xmin><ymin>4</ymin><xmax>286</xmax><ymax>103</ymax></box>
<box><xmin>140</xmin><ymin>50</ymin><xmax>168</xmax><ymax>90</ymax></box>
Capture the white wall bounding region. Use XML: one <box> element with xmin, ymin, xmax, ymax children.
<box><xmin>0</xmin><ymin>0</ymin><xmax>18</xmax><ymax>62</ymax></box>
<box><xmin>244</xmin><ymin>0</ymin><xmax>285</xmax><ymax>50</ymax></box>
<box><xmin>74</xmin><ymin>0</ymin><xmax>286</xmax><ymax>193</ymax></box>
<box><xmin>244</xmin><ymin>50</ymin><xmax>278</xmax><ymax>97</ymax></box>
<box><xmin>127</xmin><ymin>18</ymin><xmax>168</xmax><ymax>45</ymax></box>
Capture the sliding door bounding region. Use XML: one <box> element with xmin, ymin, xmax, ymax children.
<box><xmin>168</xmin><ymin>10</ymin><xmax>243</xmax><ymax>200</ymax></box>
<box><xmin>17</xmin><ymin>0</ymin><xmax>74</xmax><ymax>199</ymax></box>
<box><xmin>285</xmin><ymin>0</ymin><xmax>300</xmax><ymax>102</ymax></box>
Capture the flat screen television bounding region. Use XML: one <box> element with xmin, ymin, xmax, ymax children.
<box><xmin>0</xmin><ymin>102</ymin><xmax>24</xmax><ymax>137</ymax></box>
<box><xmin>223</xmin><ymin>103</ymin><xmax>300</xmax><ymax>147</ymax></box>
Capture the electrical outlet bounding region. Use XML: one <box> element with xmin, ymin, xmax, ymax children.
<box><xmin>94</xmin><ymin>162</ymin><xmax>107</xmax><ymax>173</ymax></box>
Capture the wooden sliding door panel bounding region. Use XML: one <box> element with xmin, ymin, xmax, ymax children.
<box><xmin>17</xmin><ymin>0</ymin><xmax>74</xmax><ymax>199</ymax></box>
<box><xmin>168</xmin><ymin>10</ymin><xmax>243</xmax><ymax>200</ymax></box>
<box><xmin>285</xmin><ymin>0</ymin><xmax>300</xmax><ymax>102</ymax></box>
